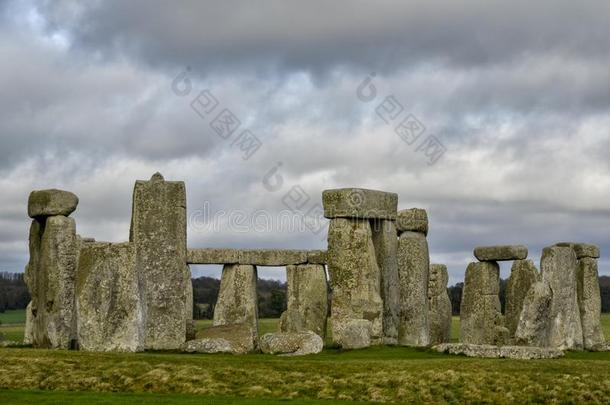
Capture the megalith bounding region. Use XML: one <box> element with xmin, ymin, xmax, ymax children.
<box><xmin>130</xmin><ymin>172</ymin><xmax>192</xmax><ymax>350</ymax></box>
<box><xmin>280</xmin><ymin>264</ymin><xmax>328</xmax><ymax>339</ymax></box>
<box><xmin>577</xmin><ymin>257</ymin><xmax>605</xmax><ymax>350</ymax></box>
<box><xmin>396</xmin><ymin>208</ymin><xmax>430</xmax><ymax>346</ymax></box>
<box><xmin>505</xmin><ymin>259</ymin><xmax>539</xmax><ymax>337</ymax></box>
<box><xmin>24</xmin><ymin>196</ymin><xmax>80</xmax><ymax>349</ymax></box>
<box><xmin>76</xmin><ymin>242</ymin><xmax>144</xmax><ymax>352</ymax></box>
<box><xmin>460</xmin><ymin>261</ymin><xmax>506</xmax><ymax>345</ymax></box>
<box><xmin>428</xmin><ymin>264</ymin><xmax>452</xmax><ymax>345</ymax></box>
<box><xmin>323</xmin><ymin>188</ymin><xmax>397</xmax><ymax>349</ymax></box>
<box><xmin>371</xmin><ymin>219</ymin><xmax>400</xmax><ymax>344</ymax></box>
<box><xmin>213</xmin><ymin>264</ymin><xmax>259</xmax><ymax>337</ymax></box>
<box><xmin>514</xmin><ymin>281</ymin><xmax>553</xmax><ymax>347</ymax></box>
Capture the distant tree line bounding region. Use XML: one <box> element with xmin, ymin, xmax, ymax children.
<box><xmin>1</xmin><ymin>273</ymin><xmax>609</xmax><ymax>316</ymax></box>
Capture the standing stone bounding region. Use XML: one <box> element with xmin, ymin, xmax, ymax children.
<box><xmin>213</xmin><ymin>264</ymin><xmax>259</xmax><ymax>337</ymax></box>
<box><xmin>428</xmin><ymin>264</ymin><xmax>452</xmax><ymax>345</ymax></box>
<box><xmin>514</xmin><ymin>281</ymin><xmax>553</xmax><ymax>347</ymax></box>
<box><xmin>280</xmin><ymin>264</ymin><xmax>328</xmax><ymax>339</ymax></box>
<box><xmin>460</xmin><ymin>261</ymin><xmax>506</xmax><ymax>345</ymax></box>
<box><xmin>76</xmin><ymin>242</ymin><xmax>144</xmax><ymax>352</ymax></box>
<box><xmin>327</xmin><ymin>218</ymin><xmax>383</xmax><ymax>348</ymax></box>
<box><xmin>397</xmin><ymin>231</ymin><xmax>430</xmax><ymax>346</ymax></box>
<box><xmin>505</xmin><ymin>259</ymin><xmax>539</xmax><ymax>337</ymax></box>
<box><xmin>23</xmin><ymin>301</ymin><xmax>34</xmax><ymax>345</ymax></box>
<box><xmin>26</xmin><ymin>215</ymin><xmax>79</xmax><ymax>349</ymax></box>
<box><xmin>396</xmin><ymin>208</ymin><xmax>428</xmax><ymax>235</ymax></box>
<box><xmin>541</xmin><ymin>246</ymin><xmax>583</xmax><ymax>350</ymax></box>
<box><xmin>371</xmin><ymin>219</ymin><xmax>400</xmax><ymax>344</ymax></box>
<box><xmin>577</xmin><ymin>257</ymin><xmax>605</xmax><ymax>350</ymax></box>
<box><xmin>130</xmin><ymin>173</ymin><xmax>191</xmax><ymax>350</ymax></box>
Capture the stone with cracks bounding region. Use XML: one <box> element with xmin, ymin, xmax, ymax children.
<box><xmin>213</xmin><ymin>264</ymin><xmax>259</xmax><ymax>337</ymax></box>
<box><xmin>505</xmin><ymin>259</ymin><xmax>539</xmax><ymax>337</ymax></box>
<box><xmin>428</xmin><ymin>264</ymin><xmax>452</xmax><ymax>345</ymax></box>
<box><xmin>25</xmin><ymin>216</ymin><xmax>79</xmax><ymax>349</ymax></box>
<box><xmin>28</xmin><ymin>189</ymin><xmax>79</xmax><ymax>218</ymax></box>
<box><xmin>540</xmin><ymin>246</ymin><xmax>583</xmax><ymax>350</ymax></box>
<box><xmin>473</xmin><ymin>245</ymin><xmax>528</xmax><ymax>262</ymax></box>
<box><xmin>322</xmin><ymin>188</ymin><xmax>398</xmax><ymax>220</ymax></box>
<box><xmin>433</xmin><ymin>343</ymin><xmax>564</xmax><ymax>359</ymax></box>
<box><xmin>196</xmin><ymin>323</ymin><xmax>257</xmax><ymax>354</ymax></box>
<box><xmin>371</xmin><ymin>219</ymin><xmax>400</xmax><ymax>344</ymax></box>
<box><xmin>130</xmin><ymin>172</ymin><xmax>191</xmax><ymax>350</ymax></box>
<box><xmin>327</xmin><ymin>218</ymin><xmax>383</xmax><ymax>347</ymax></box>
<box><xmin>460</xmin><ymin>261</ymin><xmax>506</xmax><ymax>345</ymax></box>
<box><xmin>259</xmin><ymin>331</ymin><xmax>324</xmax><ymax>356</ymax></box>
<box><xmin>577</xmin><ymin>257</ymin><xmax>605</xmax><ymax>350</ymax></box>
<box><xmin>397</xmin><ymin>231</ymin><xmax>430</xmax><ymax>346</ymax></box>
<box><xmin>396</xmin><ymin>208</ymin><xmax>428</xmax><ymax>235</ymax></box>
<box><xmin>76</xmin><ymin>242</ymin><xmax>144</xmax><ymax>352</ymax></box>
<box><xmin>280</xmin><ymin>264</ymin><xmax>328</xmax><ymax>338</ymax></box>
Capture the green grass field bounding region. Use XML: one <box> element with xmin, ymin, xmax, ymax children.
<box><xmin>1</xmin><ymin>311</ymin><xmax>609</xmax><ymax>404</ymax></box>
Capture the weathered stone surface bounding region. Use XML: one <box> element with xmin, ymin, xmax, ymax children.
<box><xmin>505</xmin><ymin>259</ymin><xmax>539</xmax><ymax>337</ymax></box>
<box><xmin>473</xmin><ymin>245</ymin><xmax>528</xmax><ymax>262</ymax></box>
<box><xmin>371</xmin><ymin>219</ymin><xmax>400</xmax><ymax>344</ymax></box>
<box><xmin>281</xmin><ymin>264</ymin><xmax>328</xmax><ymax>338</ymax></box>
<box><xmin>397</xmin><ymin>231</ymin><xmax>430</xmax><ymax>346</ymax></box>
<box><xmin>327</xmin><ymin>218</ymin><xmax>383</xmax><ymax>347</ymax></box>
<box><xmin>323</xmin><ymin>188</ymin><xmax>398</xmax><ymax>220</ymax></box>
<box><xmin>396</xmin><ymin>208</ymin><xmax>428</xmax><ymax>235</ymax></box>
<box><xmin>238</xmin><ymin>249</ymin><xmax>308</xmax><ymax>266</ymax></box>
<box><xmin>433</xmin><ymin>343</ymin><xmax>564</xmax><ymax>359</ymax></box>
<box><xmin>186</xmin><ymin>320</ymin><xmax>196</xmax><ymax>342</ymax></box>
<box><xmin>28</xmin><ymin>189</ymin><xmax>79</xmax><ymax>218</ymax></box>
<box><xmin>213</xmin><ymin>264</ymin><xmax>259</xmax><ymax>337</ymax></box>
<box><xmin>428</xmin><ymin>264</ymin><xmax>452</xmax><ymax>345</ymax></box>
<box><xmin>196</xmin><ymin>324</ymin><xmax>257</xmax><ymax>354</ymax></box>
<box><xmin>332</xmin><ymin>318</ymin><xmax>372</xmax><ymax>349</ymax></box>
<box><xmin>259</xmin><ymin>331</ymin><xmax>323</xmax><ymax>356</ymax></box>
<box><xmin>514</xmin><ymin>281</ymin><xmax>553</xmax><ymax>347</ymax></box>
<box><xmin>279</xmin><ymin>309</ymin><xmax>306</xmax><ymax>333</ymax></box>
<box><xmin>541</xmin><ymin>246</ymin><xmax>583</xmax><ymax>350</ymax></box>
<box><xmin>460</xmin><ymin>261</ymin><xmax>505</xmax><ymax>345</ymax></box>
<box><xmin>23</xmin><ymin>301</ymin><xmax>33</xmax><ymax>345</ymax></box>
<box><xmin>26</xmin><ymin>216</ymin><xmax>79</xmax><ymax>349</ymax></box>
<box><xmin>182</xmin><ymin>338</ymin><xmax>233</xmax><ymax>354</ymax></box>
<box><xmin>577</xmin><ymin>257</ymin><xmax>605</xmax><ymax>350</ymax></box>
<box><xmin>76</xmin><ymin>242</ymin><xmax>144</xmax><ymax>352</ymax></box>
<box><xmin>555</xmin><ymin>242</ymin><xmax>600</xmax><ymax>259</ymax></box>
<box><xmin>130</xmin><ymin>173</ymin><xmax>190</xmax><ymax>350</ymax></box>
<box><xmin>307</xmin><ymin>250</ymin><xmax>328</xmax><ymax>265</ymax></box>
<box><xmin>187</xmin><ymin>248</ymin><xmax>239</xmax><ymax>264</ymax></box>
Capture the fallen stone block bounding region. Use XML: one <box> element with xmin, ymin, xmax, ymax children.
<box><xmin>182</xmin><ymin>338</ymin><xmax>234</xmax><ymax>354</ymax></box>
<box><xmin>322</xmin><ymin>188</ymin><xmax>398</xmax><ymax>219</ymax></box>
<box><xmin>396</xmin><ymin>208</ymin><xmax>428</xmax><ymax>235</ymax></box>
<box><xmin>473</xmin><ymin>245</ymin><xmax>528</xmax><ymax>261</ymax></box>
<box><xmin>28</xmin><ymin>189</ymin><xmax>79</xmax><ymax>218</ymax></box>
<box><xmin>238</xmin><ymin>249</ymin><xmax>308</xmax><ymax>266</ymax></box>
<box><xmin>433</xmin><ymin>343</ymin><xmax>564</xmax><ymax>359</ymax></box>
<box><xmin>555</xmin><ymin>242</ymin><xmax>600</xmax><ymax>259</ymax></box>
<box><xmin>196</xmin><ymin>324</ymin><xmax>257</xmax><ymax>354</ymax></box>
<box><xmin>187</xmin><ymin>248</ymin><xmax>239</xmax><ymax>264</ymax></box>
<box><xmin>259</xmin><ymin>331</ymin><xmax>323</xmax><ymax>356</ymax></box>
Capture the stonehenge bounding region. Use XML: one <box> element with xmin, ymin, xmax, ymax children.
<box><xmin>21</xmin><ymin>176</ymin><xmax>607</xmax><ymax>357</ymax></box>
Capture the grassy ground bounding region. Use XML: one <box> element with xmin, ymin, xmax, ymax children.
<box><xmin>1</xmin><ymin>311</ymin><xmax>609</xmax><ymax>403</ymax></box>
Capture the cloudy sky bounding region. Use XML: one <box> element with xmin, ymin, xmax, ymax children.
<box><xmin>1</xmin><ymin>1</ymin><xmax>609</xmax><ymax>283</ymax></box>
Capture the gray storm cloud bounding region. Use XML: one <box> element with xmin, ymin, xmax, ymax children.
<box><xmin>0</xmin><ymin>1</ymin><xmax>609</xmax><ymax>283</ymax></box>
